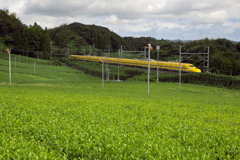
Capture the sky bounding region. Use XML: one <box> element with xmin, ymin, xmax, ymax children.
<box><xmin>1</xmin><ymin>0</ymin><xmax>240</xmax><ymax>41</ymax></box>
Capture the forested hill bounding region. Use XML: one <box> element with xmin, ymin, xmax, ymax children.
<box><xmin>48</xmin><ymin>22</ymin><xmax>134</xmax><ymax>50</ymax></box>
<box><xmin>0</xmin><ymin>9</ymin><xmax>133</xmax><ymax>52</ymax></box>
<box><xmin>1</xmin><ymin>9</ymin><xmax>240</xmax><ymax>75</ymax></box>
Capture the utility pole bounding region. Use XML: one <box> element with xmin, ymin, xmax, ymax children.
<box><xmin>147</xmin><ymin>44</ymin><xmax>151</xmax><ymax>95</ymax></box>
<box><xmin>106</xmin><ymin>45</ymin><xmax>110</xmax><ymax>81</ymax></box>
<box><xmin>117</xmin><ymin>49</ymin><xmax>120</xmax><ymax>81</ymax></box>
<box><xmin>102</xmin><ymin>59</ymin><xmax>104</xmax><ymax>88</ymax></box>
<box><xmin>9</xmin><ymin>50</ymin><xmax>11</xmax><ymax>86</ymax></box>
<box><xmin>179</xmin><ymin>45</ymin><xmax>185</xmax><ymax>90</ymax></box>
<box><xmin>67</xmin><ymin>45</ymin><xmax>70</xmax><ymax>58</ymax></box>
<box><xmin>120</xmin><ymin>46</ymin><xmax>125</xmax><ymax>67</ymax></box>
<box><xmin>90</xmin><ymin>45</ymin><xmax>95</xmax><ymax>56</ymax></box>
<box><xmin>5</xmin><ymin>49</ymin><xmax>11</xmax><ymax>86</ymax></box>
<box><xmin>89</xmin><ymin>45</ymin><xmax>95</xmax><ymax>62</ymax></box>
<box><xmin>156</xmin><ymin>46</ymin><xmax>160</xmax><ymax>82</ymax></box>
<box><xmin>34</xmin><ymin>62</ymin><xmax>36</xmax><ymax>74</ymax></box>
<box><xmin>206</xmin><ymin>46</ymin><xmax>210</xmax><ymax>72</ymax></box>
<box><xmin>179</xmin><ymin>46</ymin><xmax>209</xmax><ymax>90</ymax></box>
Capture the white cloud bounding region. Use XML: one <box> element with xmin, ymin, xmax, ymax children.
<box><xmin>104</xmin><ymin>15</ymin><xmax>144</xmax><ymax>25</ymax></box>
<box><xmin>191</xmin><ymin>10</ymin><xmax>228</xmax><ymax>25</ymax></box>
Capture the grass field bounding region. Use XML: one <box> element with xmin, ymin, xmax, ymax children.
<box><xmin>0</xmin><ymin>54</ymin><xmax>240</xmax><ymax>159</ymax></box>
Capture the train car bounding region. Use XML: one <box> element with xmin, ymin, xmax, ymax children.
<box><xmin>158</xmin><ymin>61</ymin><xmax>201</xmax><ymax>73</ymax></box>
<box><xmin>134</xmin><ymin>60</ymin><xmax>200</xmax><ymax>73</ymax></box>
<box><xmin>70</xmin><ymin>55</ymin><xmax>201</xmax><ymax>73</ymax></box>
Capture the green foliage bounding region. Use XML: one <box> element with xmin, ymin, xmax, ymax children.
<box><xmin>0</xmin><ymin>70</ymin><xmax>239</xmax><ymax>159</ymax></box>
<box><xmin>125</xmin><ymin>37</ymin><xmax>240</xmax><ymax>76</ymax></box>
<box><xmin>0</xmin><ymin>9</ymin><xmax>23</xmax><ymax>46</ymax></box>
<box><xmin>23</xmin><ymin>23</ymin><xmax>51</xmax><ymax>52</ymax></box>
<box><xmin>184</xmin><ymin>38</ymin><xmax>240</xmax><ymax>75</ymax></box>
<box><xmin>156</xmin><ymin>73</ymin><xmax>240</xmax><ymax>89</ymax></box>
<box><xmin>0</xmin><ymin>55</ymin><xmax>99</xmax><ymax>85</ymax></box>
<box><xmin>50</xmin><ymin>24</ymin><xmax>85</xmax><ymax>48</ymax></box>
<box><xmin>124</xmin><ymin>36</ymin><xmax>157</xmax><ymax>50</ymax></box>
<box><xmin>0</xmin><ymin>9</ymin><xmax>51</xmax><ymax>53</ymax></box>
<box><xmin>49</xmin><ymin>22</ymin><xmax>133</xmax><ymax>51</ymax></box>
<box><xmin>64</xmin><ymin>58</ymin><xmax>148</xmax><ymax>81</ymax></box>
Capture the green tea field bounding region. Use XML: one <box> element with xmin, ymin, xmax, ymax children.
<box><xmin>0</xmin><ymin>56</ymin><xmax>240</xmax><ymax>159</ymax></box>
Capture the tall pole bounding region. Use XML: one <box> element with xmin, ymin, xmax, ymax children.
<box><xmin>120</xmin><ymin>46</ymin><xmax>124</xmax><ymax>67</ymax></box>
<box><xmin>106</xmin><ymin>45</ymin><xmax>110</xmax><ymax>81</ymax></box>
<box><xmin>102</xmin><ymin>59</ymin><xmax>104</xmax><ymax>88</ymax></box>
<box><xmin>67</xmin><ymin>45</ymin><xmax>69</xmax><ymax>57</ymax></box>
<box><xmin>82</xmin><ymin>45</ymin><xmax>85</xmax><ymax>55</ymax></box>
<box><xmin>117</xmin><ymin>49</ymin><xmax>120</xmax><ymax>81</ymax></box>
<box><xmin>90</xmin><ymin>45</ymin><xmax>95</xmax><ymax>56</ymax></box>
<box><xmin>5</xmin><ymin>49</ymin><xmax>11</xmax><ymax>86</ymax></box>
<box><xmin>179</xmin><ymin>45</ymin><xmax>184</xmax><ymax>90</ymax></box>
<box><xmin>179</xmin><ymin>46</ymin><xmax>181</xmax><ymax>90</ymax></box>
<box><xmin>67</xmin><ymin>45</ymin><xmax>70</xmax><ymax>58</ymax></box>
<box><xmin>90</xmin><ymin>45</ymin><xmax>95</xmax><ymax>61</ymax></box>
<box><xmin>156</xmin><ymin>46</ymin><xmax>160</xmax><ymax>83</ymax></box>
<box><xmin>147</xmin><ymin>44</ymin><xmax>151</xmax><ymax>95</ymax></box>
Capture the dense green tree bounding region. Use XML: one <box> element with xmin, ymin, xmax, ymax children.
<box><xmin>0</xmin><ymin>9</ymin><xmax>23</xmax><ymax>47</ymax></box>
<box><xmin>21</xmin><ymin>26</ymin><xmax>30</xmax><ymax>50</ymax></box>
<box><xmin>54</xmin><ymin>27</ymin><xmax>72</xmax><ymax>47</ymax></box>
<box><xmin>28</xmin><ymin>23</ymin><xmax>41</xmax><ymax>51</ymax></box>
<box><xmin>235</xmin><ymin>42</ymin><xmax>240</xmax><ymax>52</ymax></box>
<box><xmin>40</xmin><ymin>27</ymin><xmax>51</xmax><ymax>52</ymax></box>
<box><xmin>49</xmin><ymin>22</ymin><xmax>133</xmax><ymax>51</ymax></box>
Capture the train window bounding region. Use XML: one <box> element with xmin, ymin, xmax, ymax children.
<box><xmin>189</xmin><ymin>65</ymin><xmax>195</xmax><ymax>67</ymax></box>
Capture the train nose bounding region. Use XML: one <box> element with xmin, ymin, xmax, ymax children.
<box><xmin>196</xmin><ymin>69</ymin><xmax>201</xmax><ymax>73</ymax></box>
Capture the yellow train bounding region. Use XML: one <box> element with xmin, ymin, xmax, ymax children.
<box><xmin>70</xmin><ymin>55</ymin><xmax>201</xmax><ymax>73</ymax></box>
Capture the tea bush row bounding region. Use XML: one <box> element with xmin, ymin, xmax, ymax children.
<box><xmin>0</xmin><ymin>84</ymin><xmax>239</xmax><ymax>159</ymax></box>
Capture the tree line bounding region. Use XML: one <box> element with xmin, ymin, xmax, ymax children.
<box><xmin>0</xmin><ymin>9</ymin><xmax>240</xmax><ymax>75</ymax></box>
<box><xmin>0</xmin><ymin>9</ymin><xmax>51</xmax><ymax>53</ymax></box>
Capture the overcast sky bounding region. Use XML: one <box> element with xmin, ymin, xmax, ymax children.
<box><xmin>1</xmin><ymin>0</ymin><xmax>240</xmax><ymax>41</ymax></box>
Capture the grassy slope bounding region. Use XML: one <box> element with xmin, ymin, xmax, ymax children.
<box><xmin>0</xmin><ymin>54</ymin><xmax>240</xmax><ymax>159</ymax></box>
